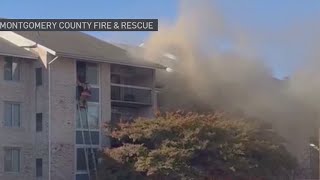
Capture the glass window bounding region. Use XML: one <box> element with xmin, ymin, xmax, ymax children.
<box><xmin>110</xmin><ymin>64</ymin><xmax>153</xmax><ymax>87</ymax></box>
<box><xmin>76</xmin><ymin>174</ymin><xmax>89</xmax><ymax>180</ymax></box>
<box><xmin>4</xmin><ymin>102</ymin><xmax>20</xmax><ymax>127</ymax></box>
<box><xmin>35</xmin><ymin>68</ymin><xmax>42</xmax><ymax>86</ymax></box>
<box><xmin>111</xmin><ymin>74</ymin><xmax>121</xmax><ymax>84</ymax></box>
<box><xmin>111</xmin><ymin>112</ymin><xmax>121</xmax><ymax>125</ymax></box>
<box><xmin>88</xmin><ymin>88</ymin><xmax>99</xmax><ymax>102</ymax></box>
<box><xmin>111</xmin><ymin>86</ymin><xmax>121</xmax><ymax>100</ymax></box>
<box><xmin>36</xmin><ymin>113</ymin><xmax>42</xmax><ymax>132</ymax></box>
<box><xmin>76</xmin><ymin>131</ymin><xmax>100</xmax><ymax>145</ymax></box>
<box><xmin>77</xmin><ymin>103</ymin><xmax>99</xmax><ymax>129</ymax></box>
<box><xmin>87</xmin><ymin>148</ymin><xmax>98</xmax><ymax>171</ymax></box>
<box><xmin>87</xmin><ymin>104</ymin><xmax>99</xmax><ymax>129</ymax></box>
<box><xmin>76</xmin><ymin>148</ymin><xmax>98</xmax><ymax>171</ymax></box>
<box><xmin>77</xmin><ymin>109</ymin><xmax>89</xmax><ymax>129</ymax></box>
<box><xmin>36</xmin><ymin>158</ymin><xmax>42</xmax><ymax>177</ymax></box>
<box><xmin>77</xmin><ymin>148</ymin><xmax>87</xmax><ymax>171</ymax></box>
<box><xmin>86</xmin><ymin>63</ymin><xmax>98</xmax><ymax>85</ymax></box>
<box><xmin>4</xmin><ymin>148</ymin><xmax>20</xmax><ymax>172</ymax></box>
<box><xmin>4</xmin><ymin>57</ymin><xmax>20</xmax><ymax>81</ymax></box>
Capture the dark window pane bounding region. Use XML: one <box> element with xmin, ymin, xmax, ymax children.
<box><xmin>88</xmin><ymin>148</ymin><xmax>98</xmax><ymax>171</ymax></box>
<box><xmin>88</xmin><ymin>88</ymin><xmax>99</xmax><ymax>102</ymax></box>
<box><xmin>36</xmin><ymin>68</ymin><xmax>42</xmax><ymax>86</ymax></box>
<box><xmin>77</xmin><ymin>148</ymin><xmax>87</xmax><ymax>171</ymax></box>
<box><xmin>36</xmin><ymin>158</ymin><xmax>43</xmax><ymax>177</ymax></box>
<box><xmin>4</xmin><ymin>148</ymin><xmax>20</xmax><ymax>172</ymax></box>
<box><xmin>77</xmin><ymin>62</ymin><xmax>86</xmax><ymax>83</ymax></box>
<box><xmin>90</xmin><ymin>132</ymin><xmax>100</xmax><ymax>145</ymax></box>
<box><xmin>4</xmin><ymin>149</ymin><xmax>12</xmax><ymax>172</ymax></box>
<box><xmin>4</xmin><ymin>103</ymin><xmax>12</xmax><ymax>127</ymax></box>
<box><xmin>36</xmin><ymin>113</ymin><xmax>42</xmax><ymax>132</ymax></box>
<box><xmin>111</xmin><ymin>74</ymin><xmax>121</xmax><ymax>84</ymax></box>
<box><xmin>4</xmin><ymin>103</ymin><xmax>20</xmax><ymax>127</ymax></box>
<box><xmin>12</xmin><ymin>104</ymin><xmax>20</xmax><ymax>127</ymax></box>
<box><xmin>111</xmin><ymin>86</ymin><xmax>152</xmax><ymax>104</ymax></box>
<box><xmin>4</xmin><ymin>57</ymin><xmax>12</xmax><ymax>80</ymax></box>
<box><xmin>76</xmin><ymin>131</ymin><xmax>99</xmax><ymax>145</ymax></box>
<box><xmin>76</xmin><ymin>148</ymin><xmax>98</xmax><ymax>179</ymax></box>
<box><xmin>110</xmin><ymin>64</ymin><xmax>153</xmax><ymax>87</ymax></box>
<box><xmin>76</xmin><ymin>174</ymin><xmax>89</xmax><ymax>180</ymax></box>
<box><xmin>12</xmin><ymin>149</ymin><xmax>20</xmax><ymax>172</ymax></box>
<box><xmin>76</xmin><ymin>131</ymin><xmax>85</xmax><ymax>144</ymax></box>
<box><xmin>111</xmin><ymin>113</ymin><xmax>121</xmax><ymax>125</ymax></box>
<box><xmin>111</xmin><ymin>86</ymin><xmax>120</xmax><ymax>100</ymax></box>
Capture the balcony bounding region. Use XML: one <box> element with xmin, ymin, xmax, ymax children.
<box><xmin>111</xmin><ymin>84</ymin><xmax>152</xmax><ymax>106</ymax></box>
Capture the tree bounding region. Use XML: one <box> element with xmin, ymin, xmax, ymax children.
<box><xmin>99</xmin><ymin>111</ymin><xmax>297</xmax><ymax>180</ymax></box>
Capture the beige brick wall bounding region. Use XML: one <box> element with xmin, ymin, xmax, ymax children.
<box><xmin>0</xmin><ymin>55</ymin><xmax>35</xmax><ymax>180</ymax></box>
<box><xmin>49</xmin><ymin>57</ymin><xmax>76</xmax><ymax>180</ymax></box>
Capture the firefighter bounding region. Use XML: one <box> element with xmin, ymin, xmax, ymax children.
<box><xmin>77</xmin><ymin>78</ymin><xmax>91</xmax><ymax>108</ymax></box>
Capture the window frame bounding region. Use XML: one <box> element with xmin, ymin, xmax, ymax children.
<box><xmin>76</xmin><ymin>147</ymin><xmax>99</xmax><ymax>173</ymax></box>
<box><xmin>4</xmin><ymin>147</ymin><xmax>21</xmax><ymax>173</ymax></box>
<box><xmin>4</xmin><ymin>56</ymin><xmax>20</xmax><ymax>81</ymax></box>
<box><xmin>75</xmin><ymin>61</ymin><xmax>101</xmax><ymax>179</ymax></box>
<box><xmin>85</xmin><ymin>63</ymin><xmax>99</xmax><ymax>87</ymax></box>
<box><xmin>4</xmin><ymin>102</ymin><xmax>21</xmax><ymax>128</ymax></box>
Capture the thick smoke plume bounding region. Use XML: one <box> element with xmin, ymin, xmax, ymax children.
<box><xmin>134</xmin><ymin>0</ymin><xmax>320</xmax><ymax>168</ymax></box>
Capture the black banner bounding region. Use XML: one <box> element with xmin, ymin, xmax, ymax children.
<box><xmin>0</xmin><ymin>19</ymin><xmax>158</xmax><ymax>31</ymax></box>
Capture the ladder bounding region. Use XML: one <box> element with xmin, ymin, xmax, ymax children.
<box><xmin>77</xmin><ymin>102</ymin><xmax>98</xmax><ymax>180</ymax></box>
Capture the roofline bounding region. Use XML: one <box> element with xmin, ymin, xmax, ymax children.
<box><xmin>6</xmin><ymin>31</ymin><xmax>165</xmax><ymax>69</ymax></box>
<box><xmin>3</xmin><ymin>31</ymin><xmax>57</xmax><ymax>55</ymax></box>
<box><xmin>56</xmin><ymin>52</ymin><xmax>166</xmax><ymax>69</ymax></box>
<box><xmin>0</xmin><ymin>52</ymin><xmax>38</xmax><ymax>60</ymax></box>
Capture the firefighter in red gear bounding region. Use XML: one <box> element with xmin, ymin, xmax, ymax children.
<box><xmin>77</xmin><ymin>78</ymin><xmax>91</xmax><ymax>108</ymax></box>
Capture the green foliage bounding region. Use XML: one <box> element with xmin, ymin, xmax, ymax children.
<box><xmin>99</xmin><ymin>111</ymin><xmax>297</xmax><ymax>180</ymax></box>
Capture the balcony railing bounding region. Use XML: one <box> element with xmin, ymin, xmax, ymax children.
<box><xmin>111</xmin><ymin>84</ymin><xmax>152</xmax><ymax>105</ymax></box>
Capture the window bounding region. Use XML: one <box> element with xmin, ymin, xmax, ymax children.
<box><xmin>88</xmin><ymin>88</ymin><xmax>99</xmax><ymax>102</ymax></box>
<box><xmin>4</xmin><ymin>57</ymin><xmax>20</xmax><ymax>81</ymax></box>
<box><xmin>76</xmin><ymin>131</ymin><xmax>100</xmax><ymax>145</ymax></box>
<box><xmin>76</xmin><ymin>103</ymin><xmax>99</xmax><ymax>129</ymax></box>
<box><xmin>36</xmin><ymin>158</ymin><xmax>42</xmax><ymax>177</ymax></box>
<box><xmin>76</xmin><ymin>61</ymin><xmax>100</xmax><ymax>180</ymax></box>
<box><xmin>35</xmin><ymin>68</ymin><xmax>42</xmax><ymax>86</ymax></box>
<box><xmin>4</xmin><ymin>148</ymin><xmax>20</xmax><ymax>172</ymax></box>
<box><xmin>111</xmin><ymin>112</ymin><xmax>121</xmax><ymax>125</ymax></box>
<box><xmin>111</xmin><ymin>74</ymin><xmax>121</xmax><ymax>84</ymax></box>
<box><xmin>76</xmin><ymin>148</ymin><xmax>98</xmax><ymax>171</ymax></box>
<box><xmin>76</xmin><ymin>62</ymin><xmax>98</xmax><ymax>85</ymax></box>
<box><xmin>36</xmin><ymin>113</ymin><xmax>42</xmax><ymax>132</ymax></box>
<box><xmin>4</xmin><ymin>102</ymin><xmax>20</xmax><ymax>127</ymax></box>
<box><xmin>110</xmin><ymin>64</ymin><xmax>153</xmax><ymax>87</ymax></box>
<box><xmin>86</xmin><ymin>63</ymin><xmax>98</xmax><ymax>85</ymax></box>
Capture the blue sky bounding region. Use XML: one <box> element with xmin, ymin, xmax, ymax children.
<box><xmin>1</xmin><ymin>0</ymin><xmax>320</xmax><ymax>78</ymax></box>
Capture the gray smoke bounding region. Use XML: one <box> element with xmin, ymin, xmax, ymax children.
<box><xmin>130</xmin><ymin>0</ymin><xmax>320</xmax><ymax>169</ymax></box>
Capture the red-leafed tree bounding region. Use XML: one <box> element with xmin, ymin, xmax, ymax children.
<box><xmin>98</xmin><ymin>111</ymin><xmax>297</xmax><ymax>180</ymax></box>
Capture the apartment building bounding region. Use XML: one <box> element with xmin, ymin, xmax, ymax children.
<box><xmin>0</xmin><ymin>31</ymin><xmax>161</xmax><ymax>180</ymax></box>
